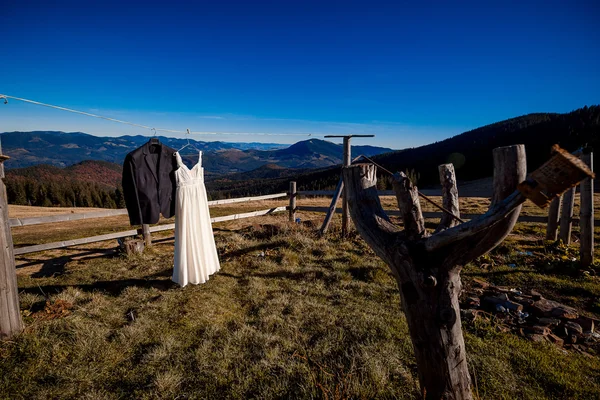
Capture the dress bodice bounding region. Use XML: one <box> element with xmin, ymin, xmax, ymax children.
<box><xmin>175</xmin><ymin>151</ymin><xmax>204</xmax><ymax>186</ymax></box>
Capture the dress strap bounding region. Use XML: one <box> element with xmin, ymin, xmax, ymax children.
<box><xmin>174</xmin><ymin>152</ymin><xmax>184</xmax><ymax>168</ymax></box>
<box><xmin>198</xmin><ymin>151</ymin><xmax>203</xmax><ymax>167</ymax></box>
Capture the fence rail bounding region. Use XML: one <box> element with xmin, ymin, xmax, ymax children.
<box><xmin>9</xmin><ymin>192</ymin><xmax>288</xmax><ymax>228</ymax></box>
<box><xmin>296</xmin><ymin>206</ymin><xmax>599</xmax><ymax>226</ymax></box>
<box><xmin>13</xmin><ymin>206</ymin><xmax>288</xmax><ymax>256</ymax></box>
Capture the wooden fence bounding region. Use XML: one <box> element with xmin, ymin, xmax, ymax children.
<box><xmin>12</xmin><ymin>193</ymin><xmax>288</xmax><ymax>255</ymax></box>
<box><xmin>10</xmin><ymin>181</ymin><xmax>597</xmax><ymax>258</ymax></box>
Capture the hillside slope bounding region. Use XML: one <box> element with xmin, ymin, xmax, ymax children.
<box><xmin>206</xmin><ymin>105</ymin><xmax>600</xmax><ymax>197</ymax></box>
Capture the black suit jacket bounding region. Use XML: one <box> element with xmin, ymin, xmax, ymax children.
<box><xmin>122</xmin><ymin>141</ymin><xmax>178</xmax><ymax>225</ymax></box>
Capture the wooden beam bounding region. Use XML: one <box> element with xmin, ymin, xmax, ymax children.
<box><xmin>319</xmin><ymin>175</ymin><xmax>343</xmax><ymax>234</ymax></box>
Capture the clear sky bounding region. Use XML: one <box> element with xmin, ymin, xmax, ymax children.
<box><xmin>1</xmin><ymin>0</ymin><xmax>598</xmax><ymax>149</ymax></box>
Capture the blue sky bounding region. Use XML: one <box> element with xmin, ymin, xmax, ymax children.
<box><xmin>1</xmin><ymin>0</ymin><xmax>598</xmax><ymax>149</ymax></box>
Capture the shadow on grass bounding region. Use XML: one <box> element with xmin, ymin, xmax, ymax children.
<box><xmin>220</xmin><ymin>239</ymin><xmax>289</xmax><ymax>259</ymax></box>
<box><xmin>16</xmin><ymin>247</ymin><xmax>120</xmax><ymax>277</ymax></box>
<box><xmin>19</xmin><ymin>277</ymin><xmax>178</xmax><ymax>297</ymax></box>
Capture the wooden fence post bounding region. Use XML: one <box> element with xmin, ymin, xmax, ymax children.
<box><xmin>289</xmin><ymin>181</ymin><xmax>296</xmax><ymax>222</ymax></box>
<box><xmin>546</xmin><ymin>196</ymin><xmax>562</xmax><ymax>241</ymax></box>
<box><xmin>341</xmin><ymin>137</ymin><xmax>351</xmax><ymax>237</ymax></box>
<box><xmin>559</xmin><ymin>186</ymin><xmax>576</xmax><ymax>244</ymax></box>
<box><xmin>0</xmin><ymin>146</ymin><xmax>23</xmax><ymax>339</ymax></box>
<box><xmin>142</xmin><ymin>224</ymin><xmax>152</xmax><ymax>247</ymax></box>
<box><xmin>579</xmin><ymin>149</ymin><xmax>594</xmax><ymax>266</ymax></box>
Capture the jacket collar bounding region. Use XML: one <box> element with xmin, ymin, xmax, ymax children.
<box><xmin>143</xmin><ymin>141</ymin><xmax>161</xmax><ymax>183</ymax></box>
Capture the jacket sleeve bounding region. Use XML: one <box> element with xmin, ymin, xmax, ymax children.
<box><xmin>122</xmin><ymin>153</ymin><xmax>143</xmax><ymax>226</ymax></box>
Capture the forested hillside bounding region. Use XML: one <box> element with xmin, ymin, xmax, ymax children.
<box><xmin>206</xmin><ymin>105</ymin><xmax>600</xmax><ymax>198</ymax></box>
<box><xmin>5</xmin><ymin>161</ymin><xmax>125</xmax><ymax>208</ymax></box>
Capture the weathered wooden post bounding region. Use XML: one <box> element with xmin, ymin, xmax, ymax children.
<box><xmin>545</xmin><ymin>196</ymin><xmax>562</xmax><ymax>241</ymax></box>
<box><xmin>289</xmin><ymin>181</ymin><xmax>296</xmax><ymax>222</ymax></box>
<box><xmin>322</xmin><ymin>135</ymin><xmax>374</xmax><ymax>237</ymax></box>
<box><xmin>344</xmin><ymin>144</ymin><xmax>593</xmax><ymax>399</ymax></box>
<box><xmin>436</xmin><ymin>163</ymin><xmax>460</xmax><ymax>232</ymax></box>
<box><xmin>0</xmin><ymin>145</ymin><xmax>23</xmax><ymax>339</ymax></box>
<box><xmin>559</xmin><ymin>187</ymin><xmax>575</xmax><ymax>244</ymax></box>
<box><xmin>579</xmin><ymin>149</ymin><xmax>594</xmax><ymax>266</ymax></box>
<box><xmin>142</xmin><ymin>224</ymin><xmax>152</xmax><ymax>247</ymax></box>
<box><xmin>344</xmin><ymin>145</ymin><xmax>527</xmax><ymax>399</ymax></box>
<box><xmin>341</xmin><ymin>137</ymin><xmax>351</xmax><ymax>237</ymax></box>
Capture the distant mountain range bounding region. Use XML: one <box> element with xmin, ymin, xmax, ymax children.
<box><xmin>0</xmin><ymin>131</ymin><xmax>393</xmax><ymax>173</ymax></box>
<box><xmin>5</xmin><ymin>105</ymin><xmax>599</xmax><ymax>205</ymax></box>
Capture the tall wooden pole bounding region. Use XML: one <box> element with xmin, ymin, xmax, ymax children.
<box><xmin>546</xmin><ymin>196</ymin><xmax>562</xmax><ymax>241</ymax></box>
<box><xmin>579</xmin><ymin>150</ymin><xmax>594</xmax><ymax>266</ymax></box>
<box><xmin>322</xmin><ymin>135</ymin><xmax>374</xmax><ymax>237</ymax></box>
<box><xmin>0</xmin><ymin>144</ymin><xmax>23</xmax><ymax>339</ymax></box>
<box><xmin>289</xmin><ymin>181</ymin><xmax>297</xmax><ymax>222</ymax></box>
<box><xmin>559</xmin><ymin>186</ymin><xmax>576</xmax><ymax>244</ymax></box>
<box><xmin>341</xmin><ymin>137</ymin><xmax>351</xmax><ymax>237</ymax></box>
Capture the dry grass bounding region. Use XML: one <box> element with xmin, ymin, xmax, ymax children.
<box><xmin>3</xmin><ymin>195</ymin><xmax>600</xmax><ymax>399</ymax></box>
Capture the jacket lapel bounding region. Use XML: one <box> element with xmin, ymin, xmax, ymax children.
<box><xmin>143</xmin><ymin>143</ymin><xmax>159</xmax><ymax>184</ymax></box>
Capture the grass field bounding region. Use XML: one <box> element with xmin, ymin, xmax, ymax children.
<box><xmin>2</xmin><ymin>195</ymin><xmax>600</xmax><ymax>399</ymax></box>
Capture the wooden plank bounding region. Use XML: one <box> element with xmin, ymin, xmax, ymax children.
<box><xmin>320</xmin><ymin>175</ymin><xmax>343</xmax><ymax>234</ymax></box>
<box><xmin>207</xmin><ymin>192</ymin><xmax>287</xmax><ymax>205</ymax></box>
<box><xmin>10</xmin><ymin>208</ymin><xmax>129</xmax><ymax>227</ymax></box>
<box><xmin>13</xmin><ymin>228</ymin><xmax>140</xmax><ymax>255</ymax></box>
<box><xmin>9</xmin><ymin>193</ymin><xmax>288</xmax><ymax>228</ymax></box>
<box><xmin>13</xmin><ymin>207</ymin><xmax>287</xmax><ymax>256</ymax></box>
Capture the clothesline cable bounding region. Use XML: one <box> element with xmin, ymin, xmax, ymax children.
<box><xmin>0</xmin><ymin>93</ymin><xmax>320</xmax><ymax>137</ymax></box>
<box><xmin>357</xmin><ymin>154</ymin><xmax>465</xmax><ymax>223</ymax></box>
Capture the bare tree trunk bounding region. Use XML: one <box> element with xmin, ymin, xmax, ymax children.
<box><xmin>343</xmin><ymin>145</ymin><xmax>527</xmax><ymax>399</ymax></box>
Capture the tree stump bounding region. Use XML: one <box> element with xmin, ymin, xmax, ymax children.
<box><xmin>118</xmin><ymin>237</ymin><xmax>145</xmax><ymax>255</ymax></box>
<box><xmin>343</xmin><ymin>145</ymin><xmax>527</xmax><ymax>400</ymax></box>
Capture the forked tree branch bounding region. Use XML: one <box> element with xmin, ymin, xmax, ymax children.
<box><xmin>392</xmin><ymin>171</ymin><xmax>427</xmax><ymax>240</ymax></box>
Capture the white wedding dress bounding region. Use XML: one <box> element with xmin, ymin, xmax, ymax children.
<box><xmin>172</xmin><ymin>151</ymin><xmax>220</xmax><ymax>286</ymax></box>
